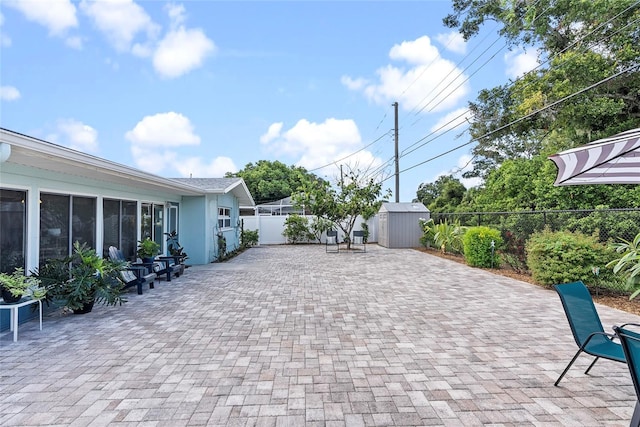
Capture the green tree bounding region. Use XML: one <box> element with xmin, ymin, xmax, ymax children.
<box><xmin>225</xmin><ymin>160</ymin><xmax>324</xmax><ymax>204</ymax></box>
<box><xmin>444</xmin><ymin>0</ymin><xmax>640</xmax><ymax>179</ymax></box>
<box><xmin>414</xmin><ymin>175</ymin><xmax>467</xmax><ymax>212</ymax></box>
<box><xmin>294</xmin><ymin>169</ymin><xmax>390</xmax><ymax>249</ymax></box>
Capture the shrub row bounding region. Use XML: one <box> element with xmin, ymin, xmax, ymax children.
<box><xmin>420</xmin><ymin>221</ymin><xmax>629</xmax><ymax>292</ymax></box>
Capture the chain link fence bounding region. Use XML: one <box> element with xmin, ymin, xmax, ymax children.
<box><xmin>431</xmin><ymin>208</ymin><xmax>640</xmax><ymax>294</ymax></box>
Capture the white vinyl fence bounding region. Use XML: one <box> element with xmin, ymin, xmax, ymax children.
<box><xmin>241</xmin><ymin>215</ymin><xmax>379</xmax><ymax>245</ymax></box>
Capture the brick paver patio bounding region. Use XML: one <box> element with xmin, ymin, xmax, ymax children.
<box><xmin>1</xmin><ymin>245</ymin><xmax>639</xmax><ymax>426</ymax></box>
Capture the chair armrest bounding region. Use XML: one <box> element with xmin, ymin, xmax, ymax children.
<box><xmin>582</xmin><ymin>330</ymin><xmax>619</xmax><ymax>347</ymax></box>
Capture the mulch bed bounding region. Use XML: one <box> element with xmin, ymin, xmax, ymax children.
<box><xmin>416</xmin><ymin>247</ymin><xmax>640</xmax><ymax>317</ymax></box>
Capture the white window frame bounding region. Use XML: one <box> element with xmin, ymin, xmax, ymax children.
<box><xmin>218</xmin><ymin>207</ymin><xmax>231</xmax><ymax>229</ymax></box>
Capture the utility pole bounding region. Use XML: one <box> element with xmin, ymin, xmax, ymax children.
<box><xmin>393</xmin><ymin>102</ymin><xmax>399</xmax><ymax>203</ymax></box>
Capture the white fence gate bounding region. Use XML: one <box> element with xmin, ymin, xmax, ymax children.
<box><xmin>241</xmin><ymin>215</ymin><xmax>379</xmax><ymax>245</ymax></box>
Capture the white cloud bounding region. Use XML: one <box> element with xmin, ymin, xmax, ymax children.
<box><xmin>80</xmin><ymin>0</ymin><xmax>159</xmax><ymax>53</ymax></box>
<box><xmin>260</xmin><ymin>122</ymin><xmax>283</xmax><ymax>144</ymax></box>
<box><xmin>504</xmin><ymin>48</ymin><xmax>539</xmax><ymax>79</ymax></box>
<box><xmin>0</xmin><ymin>11</ymin><xmax>11</xmax><ymax>46</ymax></box>
<box><xmin>340</xmin><ymin>76</ymin><xmax>368</xmax><ymax>91</ymax></box>
<box><xmin>55</xmin><ymin>119</ymin><xmax>99</xmax><ymax>153</ymax></box>
<box><xmin>5</xmin><ymin>0</ymin><xmax>77</xmax><ymax>35</ymax></box>
<box><xmin>125</xmin><ymin>112</ymin><xmax>201</xmax><ymax>173</ymax></box>
<box><xmin>130</xmin><ymin>146</ymin><xmax>177</xmax><ymax>174</ymax></box>
<box><xmin>165</xmin><ymin>3</ymin><xmax>186</xmax><ymax>28</ymax></box>
<box><xmin>261</xmin><ymin>118</ymin><xmax>383</xmax><ymax>176</ymax></box>
<box><xmin>435</xmin><ymin>31</ymin><xmax>466</xmax><ymax>54</ymax></box>
<box><xmin>174</xmin><ymin>156</ymin><xmax>237</xmax><ymax>178</ymax></box>
<box><xmin>0</xmin><ymin>85</ymin><xmax>21</xmax><ymax>101</ymax></box>
<box><xmin>344</xmin><ymin>35</ymin><xmax>470</xmax><ymax>113</ymax></box>
<box><xmin>430</xmin><ymin>154</ymin><xmax>481</xmax><ymax>190</ymax></box>
<box><xmin>430</xmin><ymin>108</ymin><xmax>472</xmax><ymax>134</ymax></box>
<box><xmin>125</xmin><ymin>112</ymin><xmax>201</xmax><ymax>147</ymax></box>
<box><xmin>389</xmin><ymin>36</ymin><xmax>440</xmax><ymax>65</ymax></box>
<box><xmin>153</xmin><ymin>27</ymin><xmax>215</xmax><ymax>78</ymax></box>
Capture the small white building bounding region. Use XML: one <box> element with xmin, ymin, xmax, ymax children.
<box><xmin>378</xmin><ymin>202</ymin><xmax>429</xmax><ymax>248</ymax></box>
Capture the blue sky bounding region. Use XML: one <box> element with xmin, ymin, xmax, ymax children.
<box><xmin>0</xmin><ymin>0</ymin><xmax>538</xmax><ymax>202</ymax></box>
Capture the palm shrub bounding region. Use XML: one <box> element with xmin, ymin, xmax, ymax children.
<box><xmin>526</xmin><ymin>229</ymin><xmax>621</xmax><ymax>288</ymax></box>
<box><xmin>607</xmin><ymin>232</ymin><xmax>640</xmax><ymax>299</ymax></box>
<box><xmin>463</xmin><ymin>226</ymin><xmax>502</xmax><ymax>268</ymax></box>
<box><xmin>432</xmin><ymin>219</ymin><xmax>466</xmax><ymax>254</ymax></box>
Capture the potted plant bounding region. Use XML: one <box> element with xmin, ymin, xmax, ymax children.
<box><xmin>46</xmin><ymin>242</ymin><xmax>127</xmax><ymax>314</ymax></box>
<box><xmin>164</xmin><ymin>231</ymin><xmax>188</xmax><ymax>262</ymax></box>
<box><xmin>0</xmin><ymin>268</ymin><xmax>47</xmax><ymax>303</ymax></box>
<box><xmin>137</xmin><ymin>238</ymin><xmax>161</xmax><ymax>263</ymax></box>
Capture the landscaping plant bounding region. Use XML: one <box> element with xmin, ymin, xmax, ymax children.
<box><xmin>0</xmin><ymin>268</ymin><xmax>47</xmax><ymax>301</ymax></box>
<box><xmin>526</xmin><ymin>229</ymin><xmax>621</xmax><ymax>288</ymax></box>
<box><xmin>241</xmin><ymin>229</ymin><xmax>259</xmax><ymax>248</ymax></box>
<box><xmin>45</xmin><ymin>242</ymin><xmax>127</xmax><ymax>312</ymax></box>
<box><xmin>432</xmin><ymin>219</ymin><xmax>466</xmax><ymax>254</ymax></box>
<box><xmin>282</xmin><ymin>214</ymin><xmax>313</xmax><ymax>244</ymax></box>
<box><xmin>607</xmin><ymin>231</ymin><xmax>640</xmax><ymax>299</ymax></box>
<box><xmin>463</xmin><ymin>226</ymin><xmax>502</xmax><ymax>268</ymax></box>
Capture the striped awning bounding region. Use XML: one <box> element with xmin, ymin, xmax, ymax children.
<box><xmin>548</xmin><ymin>128</ymin><xmax>640</xmax><ymax>186</ymax></box>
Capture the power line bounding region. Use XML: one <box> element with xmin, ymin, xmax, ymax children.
<box><xmin>306</xmin><ymin>130</ymin><xmax>393</xmax><ymax>173</ymax></box>
<box><xmin>384</xmin><ymin>64</ymin><xmax>638</xmax><ymax>181</ymax></box>
<box><xmin>396</xmin><ymin>2</ymin><xmax>639</xmax><ymax>164</ymax></box>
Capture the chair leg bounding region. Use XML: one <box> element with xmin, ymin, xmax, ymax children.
<box><xmin>584</xmin><ymin>356</ymin><xmax>600</xmax><ymax>375</ymax></box>
<box><xmin>555</xmin><ymin>348</ymin><xmax>584</xmax><ymax>386</ymax></box>
<box><xmin>631</xmin><ymin>400</ymin><xmax>640</xmax><ymax>427</ymax></box>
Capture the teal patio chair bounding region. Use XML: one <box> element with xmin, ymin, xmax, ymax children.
<box><xmin>613</xmin><ymin>325</ymin><xmax>640</xmax><ymax>427</ymax></box>
<box><xmin>554</xmin><ymin>281</ymin><xmax>626</xmax><ymax>386</ymax></box>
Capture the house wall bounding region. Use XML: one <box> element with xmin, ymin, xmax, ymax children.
<box><xmin>2</xmin><ymin>162</ymin><xmax>182</xmax><ymax>270</ymax></box>
<box><xmin>180</xmin><ymin>196</ymin><xmax>207</xmax><ymax>265</ymax></box>
<box><xmin>208</xmin><ymin>193</ymin><xmax>241</xmax><ymax>260</ymax></box>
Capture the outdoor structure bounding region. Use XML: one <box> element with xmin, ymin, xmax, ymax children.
<box><xmin>0</xmin><ymin>128</ymin><xmax>255</xmax><ymax>274</ymax></box>
<box><xmin>250</xmin><ymin>196</ymin><xmax>305</xmax><ymax>216</ymax></box>
<box><xmin>549</xmin><ymin>127</ymin><xmax>640</xmax><ymax>185</ymax></box>
<box><xmin>377</xmin><ymin>202</ymin><xmax>429</xmax><ymax>248</ymax></box>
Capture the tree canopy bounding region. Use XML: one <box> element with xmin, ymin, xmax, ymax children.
<box><xmin>413</xmin><ymin>0</ymin><xmax>640</xmax><ymax>212</ymax></box>
<box><xmin>225</xmin><ymin>160</ymin><xmax>324</xmax><ymax>204</ymax></box>
<box><xmin>444</xmin><ymin>0</ymin><xmax>640</xmax><ymax>179</ymax></box>
<box><xmin>294</xmin><ymin>169</ymin><xmax>390</xmax><ymax>249</ymax></box>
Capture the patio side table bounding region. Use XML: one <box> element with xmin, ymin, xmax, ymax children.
<box><xmin>0</xmin><ymin>298</ymin><xmax>43</xmax><ymax>342</ymax></box>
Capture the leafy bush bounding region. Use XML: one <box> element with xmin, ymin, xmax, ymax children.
<box><xmin>501</xmin><ymin>230</ymin><xmax>528</xmax><ymax>273</ymax></box>
<box><xmin>526</xmin><ymin>229</ymin><xmax>621</xmax><ymax>288</ymax></box>
<box><xmin>463</xmin><ymin>226</ymin><xmax>502</xmax><ymax>268</ymax></box>
<box><xmin>282</xmin><ymin>214</ymin><xmax>313</xmax><ymax>244</ymax></box>
<box><xmin>419</xmin><ymin>218</ymin><xmax>435</xmax><ymax>248</ymax></box>
<box><xmin>607</xmin><ymin>232</ymin><xmax>640</xmax><ymax>299</ymax></box>
<box><xmin>565</xmin><ymin>206</ymin><xmax>640</xmax><ymax>243</ymax></box>
<box><xmin>432</xmin><ymin>219</ymin><xmax>466</xmax><ymax>254</ymax></box>
<box><xmin>241</xmin><ymin>229</ymin><xmax>259</xmax><ymax>248</ymax></box>
<box><xmin>309</xmin><ymin>216</ymin><xmax>333</xmax><ymax>243</ymax></box>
